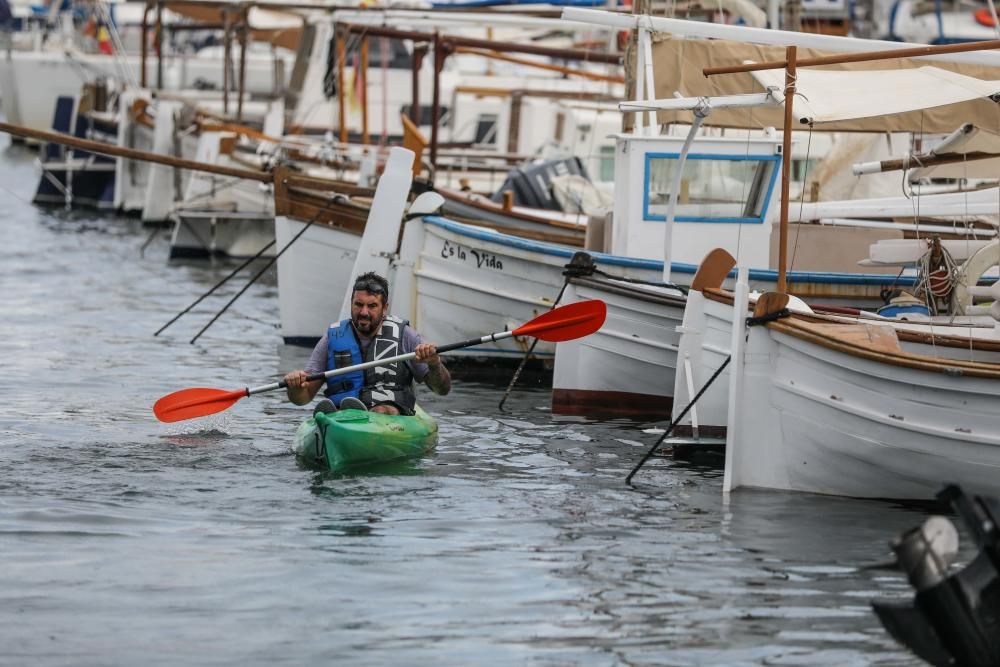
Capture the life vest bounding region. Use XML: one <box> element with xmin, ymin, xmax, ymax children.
<box><xmin>324</xmin><ymin>315</ymin><xmax>416</xmax><ymax>413</ymax></box>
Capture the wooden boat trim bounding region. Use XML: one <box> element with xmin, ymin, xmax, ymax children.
<box><xmin>569</xmin><ymin>275</ymin><xmax>687</xmax><ymax>308</ymax></box>
<box><xmin>702</xmin><ymin>286</ymin><xmax>1000</xmax><ymax>354</ymax></box>
<box><xmin>435</xmin><ymin>184</ymin><xmax>587</xmax><ymax>232</ymax></box>
<box><xmin>765</xmin><ymin>316</ymin><xmax>1000</xmax><ymax>379</ymax></box>
<box><xmin>272</xmin><ymin>166</ymin><xmax>372</xmax><ymax>233</ymax></box>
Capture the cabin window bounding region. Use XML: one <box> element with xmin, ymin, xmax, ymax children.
<box><xmin>790</xmin><ymin>157</ymin><xmax>818</xmax><ymax>182</ymax></box>
<box><xmin>344</xmin><ymin>37</ymin><xmax>412</xmax><ymax>70</ymax></box>
<box><xmin>473</xmin><ymin>114</ymin><xmax>498</xmax><ymax>146</ymax></box>
<box><xmin>598</xmin><ymin>145</ymin><xmax>615</xmax><ymax>182</ymax></box>
<box><xmin>643</xmin><ymin>152</ymin><xmax>780</xmax><ymax>224</ymax></box>
<box><xmin>400</xmin><ymin>104</ymin><xmax>452</xmax><ymax>128</ymax></box>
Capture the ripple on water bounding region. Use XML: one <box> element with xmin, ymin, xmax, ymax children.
<box><xmin>0</xmin><ymin>146</ymin><xmax>929</xmax><ymax>666</ymax></box>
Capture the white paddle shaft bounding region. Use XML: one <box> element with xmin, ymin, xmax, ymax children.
<box><xmin>247</xmin><ymin>330</ymin><xmax>514</xmax><ymax>396</ymax></box>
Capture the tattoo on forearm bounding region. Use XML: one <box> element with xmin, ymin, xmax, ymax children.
<box><xmin>425</xmin><ymin>363</ymin><xmax>451</xmax><ymax>394</ymax></box>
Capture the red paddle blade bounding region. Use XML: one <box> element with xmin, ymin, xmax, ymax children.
<box><xmin>513</xmin><ymin>299</ymin><xmax>607</xmax><ymax>342</ymax></box>
<box><xmin>153</xmin><ymin>387</ymin><xmax>247</xmax><ymax>423</ymax></box>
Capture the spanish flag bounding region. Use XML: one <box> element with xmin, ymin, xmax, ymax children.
<box><xmin>345</xmin><ymin>54</ymin><xmax>364</xmax><ymax>113</ymax></box>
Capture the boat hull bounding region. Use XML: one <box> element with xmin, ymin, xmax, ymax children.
<box><xmin>170</xmin><ymin>211</ymin><xmax>275</xmax><ymax>259</ymax></box>
<box><xmin>275</xmin><ymin>215</ymin><xmax>360</xmax><ymax>346</ymax></box>
<box><xmin>729</xmin><ymin>321</ymin><xmax>1000</xmax><ymax>500</ymax></box>
<box><xmin>552</xmin><ymin>277</ymin><xmax>685</xmax><ymax>418</ymax></box>
<box><xmin>391</xmin><ymin>216</ymin><xmax>669</xmax><ymax>368</ymax></box>
<box><xmin>294</xmin><ymin>406</ymin><xmax>438</xmax><ymax>471</ymax></box>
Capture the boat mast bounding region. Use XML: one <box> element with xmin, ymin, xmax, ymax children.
<box><xmin>702</xmin><ymin>37</ymin><xmax>1000</xmax><ymax>293</ymax></box>
<box><xmin>777</xmin><ymin>46</ymin><xmax>795</xmax><ymax>293</ymax></box>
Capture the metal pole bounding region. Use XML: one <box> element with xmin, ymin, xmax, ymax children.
<box><xmin>411</xmin><ymin>44</ymin><xmax>426</xmax><ymax>125</ymax></box>
<box><xmin>222</xmin><ymin>9</ymin><xmax>231</xmax><ymax>116</ymax></box>
<box><xmin>430</xmin><ymin>31</ymin><xmax>442</xmax><ymax>172</ymax></box>
<box><xmin>140</xmin><ymin>1</ymin><xmax>150</xmax><ymax>88</ymax></box>
<box><xmin>337</xmin><ymin>24</ymin><xmax>347</xmax><ymax>143</ymax></box>
<box><xmin>237</xmin><ymin>7</ymin><xmax>248</xmax><ymax>122</ymax></box>
<box><xmin>360</xmin><ymin>35</ymin><xmax>369</xmax><ymax>145</ymax></box>
<box><xmin>155</xmin><ymin>0</ymin><xmax>163</xmax><ymax>90</ymax></box>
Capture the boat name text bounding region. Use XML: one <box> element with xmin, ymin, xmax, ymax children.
<box><xmin>441</xmin><ymin>240</ymin><xmax>504</xmax><ymax>271</ymax></box>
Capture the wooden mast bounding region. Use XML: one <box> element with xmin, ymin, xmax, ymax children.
<box><xmin>777</xmin><ymin>46</ymin><xmax>796</xmax><ymax>294</ymax></box>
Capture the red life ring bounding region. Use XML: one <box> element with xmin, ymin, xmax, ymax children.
<box><xmin>975</xmin><ymin>7</ymin><xmax>997</xmax><ymax>27</ymax></box>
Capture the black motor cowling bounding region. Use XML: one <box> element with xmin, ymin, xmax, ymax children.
<box><xmin>872</xmin><ymin>485</ymin><xmax>1000</xmax><ymax>666</ymax></box>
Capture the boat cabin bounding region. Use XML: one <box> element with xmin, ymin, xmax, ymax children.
<box><xmin>608</xmin><ymin>130</ymin><xmax>783</xmax><ymax>280</ymax></box>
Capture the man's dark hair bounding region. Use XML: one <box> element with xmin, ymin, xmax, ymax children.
<box><xmin>353</xmin><ymin>271</ymin><xmax>390</xmax><ymax>304</ymax></box>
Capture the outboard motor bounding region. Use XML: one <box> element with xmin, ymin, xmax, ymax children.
<box><xmin>872</xmin><ymin>485</ymin><xmax>1000</xmax><ymax>666</ymax></box>
<box><xmin>490</xmin><ymin>157</ymin><xmax>588</xmax><ymax>211</ymax></box>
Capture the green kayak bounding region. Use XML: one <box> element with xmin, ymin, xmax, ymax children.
<box><xmin>294</xmin><ymin>405</ymin><xmax>438</xmax><ymax>471</ymax></box>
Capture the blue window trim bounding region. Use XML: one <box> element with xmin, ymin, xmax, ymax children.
<box><xmin>642</xmin><ymin>152</ymin><xmax>780</xmax><ymax>224</ymax></box>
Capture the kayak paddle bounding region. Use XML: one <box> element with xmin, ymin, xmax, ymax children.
<box><xmin>153</xmin><ymin>299</ymin><xmax>607</xmax><ymax>423</ymax></box>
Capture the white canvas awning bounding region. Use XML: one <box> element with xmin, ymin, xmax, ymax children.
<box><xmin>750</xmin><ymin>66</ymin><xmax>1000</xmax><ymax>126</ymax></box>
<box><xmin>649</xmin><ymin>36</ymin><xmax>1000</xmax><ymax>132</ymax></box>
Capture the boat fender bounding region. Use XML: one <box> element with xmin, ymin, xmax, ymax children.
<box><xmin>562</xmin><ymin>251</ymin><xmax>596</xmax><ymax>279</ymax></box>
<box><xmin>952</xmin><ymin>239</ymin><xmax>999</xmax><ymax>314</ymax></box>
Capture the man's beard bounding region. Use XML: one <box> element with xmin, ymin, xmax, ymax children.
<box><xmin>353</xmin><ymin>314</ymin><xmax>381</xmax><ymax>336</ymax></box>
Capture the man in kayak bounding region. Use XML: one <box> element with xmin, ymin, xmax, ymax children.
<box><xmin>283</xmin><ymin>271</ymin><xmax>451</xmax><ymax>415</ymax></box>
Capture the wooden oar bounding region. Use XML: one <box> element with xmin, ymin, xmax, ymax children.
<box><xmin>153</xmin><ymin>299</ymin><xmax>607</xmax><ymax>423</ymax></box>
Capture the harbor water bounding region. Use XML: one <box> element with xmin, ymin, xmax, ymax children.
<box><xmin>0</xmin><ymin>143</ymin><xmax>933</xmax><ymax>665</ymax></box>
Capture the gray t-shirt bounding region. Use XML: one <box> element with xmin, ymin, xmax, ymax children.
<box><xmin>305</xmin><ymin>322</ymin><xmax>430</xmax><ymax>382</ymax></box>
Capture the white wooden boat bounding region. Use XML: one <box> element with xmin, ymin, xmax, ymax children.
<box><xmin>547</xmin><ymin>124</ymin><xmax>942</xmax><ymax>418</ymax></box>
<box><xmin>726</xmin><ymin>296</ymin><xmax>1000</xmax><ymax>499</ymax></box>
<box><xmin>672</xmin><ymin>246</ymin><xmax>1000</xmax><ymax>440</ymax></box>
<box><xmin>551</xmin><ymin>276</ymin><xmax>685</xmax><ymax>418</ymax></box>
<box><xmin>271</xmin><ymin>169</ymin><xmax>374</xmax><ymax>346</ymax></box>
<box><xmin>633</xmin><ymin>20</ymin><xmax>1000</xmax><ymax>499</ymax></box>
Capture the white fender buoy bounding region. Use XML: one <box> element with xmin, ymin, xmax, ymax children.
<box><xmin>953</xmin><ymin>240</ymin><xmax>1000</xmax><ymax>315</ymax></box>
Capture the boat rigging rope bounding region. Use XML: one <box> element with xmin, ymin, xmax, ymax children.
<box><xmin>625</xmin><ymin>354</ymin><xmax>732</xmax><ymax>485</ymax></box>
<box><xmin>789</xmin><ymin>122</ymin><xmax>815</xmax><ymax>276</ymax></box>
<box><xmin>94</xmin><ymin>0</ymin><xmax>137</xmax><ymax>89</ymax></box>
<box><xmin>155</xmin><ymin>190</ymin><xmax>342</xmax><ymax>341</ymax></box>
<box><xmin>498</xmin><ymin>251</ymin><xmax>597</xmax><ymax>410</ymax></box>
<box><xmin>585</xmin><ymin>268</ymin><xmax>688</xmax><ymax>294</ymax></box>
<box><xmin>186</xmin><ymin>189</ymin><xmax>349</xmax><ymax>344</ymax></box>
<box><xmin>744</xmin><ymin>307</ymin><xmax>791</xmax><ymax>327</ymax></box>
<box><xmin>914</xmin><ymin>239</ymin><xmax>960</xmax><ymax>317</ymax></box>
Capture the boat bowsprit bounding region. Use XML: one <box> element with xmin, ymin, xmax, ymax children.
<box><xmin>294</xmin><ymin>406</ymin><xmax>439</xmax><ymax>471</ymax></box>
